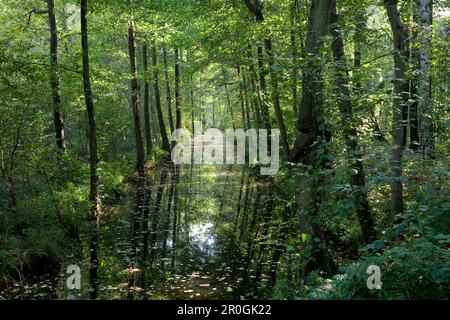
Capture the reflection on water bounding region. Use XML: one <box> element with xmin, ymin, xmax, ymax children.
<box><xmin>189</xmin><ymin>222</ymin><xmax>215</xmax><ymax>254</ymax></box>
<box><xmin>1</xmin><ymin>163</ymin><xmax>292</xmax><ymax>300</ymax></box>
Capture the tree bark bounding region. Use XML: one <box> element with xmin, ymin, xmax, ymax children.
<box><xmin>290</xmin><ymin>0</ymin><xmax>337</xmax><ymax>276</ymax></box>
<box><xmin>224</xmin><ymin>82</ymin><xmax>236</xmax><ymax>130</ymax></box>
<box><xmin>174</xmin><ymin>48</ymin><xmax>182</xmax><ymax>130</ymax></box>
<box><xmin>80</xmin><ymin>0</ymin><xmax>100</xmax><ymax>300</ymax></box>
<box><xmin>384</xmin><ymin>0</ymin><xmax>409</xmax><ymax>216</ymax></box>
<box><xmin>46</xmin><ymin>0</ymin><xmax>65</xmax><ymax>152</ymax></box>
<box><xmin>264</xmin><ymin>38</ymin><xmax>290</xmax><ymax>156</ymax></box>
<box><xmin>290</xmin><ymin>0</ymin><xmax>333</xmax><ymax>163</ymax></box>
<box><xmin>290</xmin><ymin>0</ymin><xmax>300</xmax><ymax>114</ymax></box>
<box><xmin>237</xmin><ymin>65</ymin><xmax>247</xmax><ymax>129</ymax></box>
<box><xmin>409</xmin><ymin>22</ymin><xmax>420</xmax><ymax>151</ymax></box>
<box><xmin>242</xmin><ymin>70</ymin><xmax>252</xmax><ymax>129</ymax></box>
<box><xmin>417</xmin><ymin>0</ymin><xmax>434</xmax><ymax>158</ymax></box>
<box><xmin>151</xmin><ymin>45</ymin><xmax>171</xmax><ymax>151</ymax></box>
<box><xmin>257</xmin><ymin>45</ymin><xmax>271</xmax><ymax>131</ymax></box>
<box><xmin>246</xmin><ymin>47</ymin><xmax>262</xmax><ymax>127</ymax></box>
<box><xmin>163</xmin><ymin>47</ymin><xmax>175</xmax><ymax>134</ymax></box>
<box><xmin>127</xmin><ymin>19</ymin><xmax>145</xmax><ymax>174</ymax></box>
<box><xmin>142</xmin><ymin>42</ymin><xmax>153</xmax><ymax>157</ymax></box>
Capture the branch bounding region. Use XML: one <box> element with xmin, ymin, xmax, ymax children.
<box><xmin>28</xmin><ymin>61</ymin><xmax>82</xmax><ymax>75</ymax></box>
<box><xmin>24</xmin><ymin>8</ymin><xmax>48</xmax><ymax>30</ymax></box>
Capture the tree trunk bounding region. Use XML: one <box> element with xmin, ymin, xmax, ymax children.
<box><xmin>290</xmin><ymin>0</ymin><xmax>333</xmax><ymax>163</ymax></box>
<box><xmin>256</xmin><ymin>45</ymin><xmax>271</xmax><ymax>131</ymax></box>
<box><xmin>237</xmin><ymin>65</ymin><xmax>247</xmax><ymax>129</ymax></box>
<box><xmin>409</xmin><ymin>24</ymin><xmax>420</xmax><ymax>151</ymax></box>
<box><xmin>163</xmin><ymin>47</ymin><xmax>175</xmax><ymax>134</ymax></box>
<box><xmin>330</xmin><ymin>3</ymin><xmax>375</xmax><ymax>243</ymax></box>
<box><xmin>174</xmin><ymin>48</ymin><xmax>182</xmax><ymax>130</ymax></box>
<box><xmin>151</xmin><ymin>45</ymin><xmax>171</xmax><ymax>151</ymax></box>
<box><xmin>384</xmin><ymin>0</ymin><xmax>409</xmax><ymax>216</ymax></box>
<box><xmin>246</xmin><ymin>47</ymin><xmax>262</xmax><ymax>127</ymax></box>
<box><xmin>80</xmin><ymin>0</ymin><xmax>100</xmax><ymax>300</ymax></box>
<box><xmin>242</xmin><ymin>70</ymin><xmax>252</xmax><ymax>129</ymax></box>
<box><xmin>224</xmin><ymin>82</ymin><xmax>236</xmax><ymax>130</ymax></box>
<box><xmin>264</xmin><ymin>38</ymin><xmax>290</xmax><ymax>156</ymax></box>
<box><xmin>127</xmin><ymin>19</ymin><xmax>145</xmax><ymax>174</ymax></box>
<box><xmin>142</xmin><ymin>42</ymin><xmax>153</xmax><ymax>157</ymax></box>
<box><xmin>290</xmin><ymin>0</ymin><xmax>300</xmax><ymax>114</ymax></box>
<box><xmin>290</xmin><ymin>0</ymin><xmax>337</xmax><ymax>276</ymax></box>
<box><xmin>417</xmin><ymin>0</ymin><xmax>434</xmax><ymax>158</ymax></box>
<box><xmin>46</xmin><ymin>0</ymin><xmax>65</xmax><ymax>152</ymax></box>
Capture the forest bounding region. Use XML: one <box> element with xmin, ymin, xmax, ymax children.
<box><xmin>0</xmin><ymin>0</ymin><xmax>449</xmax><ymax>300</ymax></box>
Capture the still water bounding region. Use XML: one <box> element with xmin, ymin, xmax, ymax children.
<box><xmin>1</xmin><ymin>163</ymin><xmax>288</xmax><ymax>300</ymax></box>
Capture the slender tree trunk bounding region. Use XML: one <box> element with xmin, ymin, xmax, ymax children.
<box><xmin>224</xmin><ymin>82</ymin><xmax>236</xmax><ymax>130</ymax></box>
<box><xmin>80</xmin><ymin>0</ymin><xmax>100</xmax><ymax>300</ymax></box>
<box><xmin>409</xmin><ymin>20</ymin><xmax>420</xmax><ymax>151</ymax></box>
<box><xmin>47</xmin><ymin>0</ymin><xmax>65</xmax><ymax>151</ymax></box>
<box><xmin>127</xmin><ymin>17</ymin><xmax>146</xmax><ymax>277</ymax></box>
<box><xmin>290</xmin><ymin>0</ymin><xmax>300</xmax><ymax>114</ymax></box>
<box><xmin>151</xmin><ymin>45</ymin><xmax>171</xmax><ymax>151</ymax></box>
<box><xmin>330</xmin><ymin>3</ymin><xmax>375</xmax><ymax>243</ymax></box>
<box><xmin>242</xmin><ymin>71</ymin><xmax>252</xmax><ymax>129</ymax></box>
<box><xmin>237</xmin><ymin>65</ymin><xmax>247</xmax><ymax>129</ymax></box>
<box><xmin>247</xmin><ymin>47</ymin><xmax>262</xmax><ymax>127</ymax></box>
<box><xmin>264</xmin><ymin>38</ymin><xmax>290</xmax><ymax>156</ymax></box>
<box><xmin>417</xmin><ymin>0</ymin><xmax>434</xmax><ymax>158</ymax></box>
<box><xmin>212</xmin><ymin>103</ymin><xmax>216</xmax><ymax>127</ymax></box>
<box><xmin>174</xmin><ymin>48</ymin><xmax>182</xmax><ymax>129</ymax></box>
<box><xmin>384</xmin><ymin>0</ymin><xmax>409</xmax><ymax>216</ymax></box>
<box><xmin>127</xmin><ymin>19</ymin><xmax>145</xmax><ymax>174</ymax></box>
<box><xmin>256</xmin><ymin>45</ymin><xmax>271</xmax><ymax>131</ymax></box>
<box><xmin>163</xmin><ymin>47</ymin><xmax>175</xmax><ymax>134</ymax></box>
<box><xmin>142</xmin><ymin>42</ymin><xmax>153</xmax><ymax>157</ymax></box>
<box><xmin>189</xmin><ymin>82</ymin><xmax>195</xmax><ymax>135</ymax></box>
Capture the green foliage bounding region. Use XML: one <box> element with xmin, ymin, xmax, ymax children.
<box><xmin>0</xmin><ymin>0</ymin><xmax>448</xmax><ymax>300</ymax></box>
<box><xmin>307</xmin><ymin>235</ymin><xmax>450</xmax><ymax>300</ymax></box>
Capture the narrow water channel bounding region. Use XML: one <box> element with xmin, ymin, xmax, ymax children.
<box><xmin>2</xmin><ymin>162</ymin><xmax>287</xmax><ymax>300</ymax></box>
